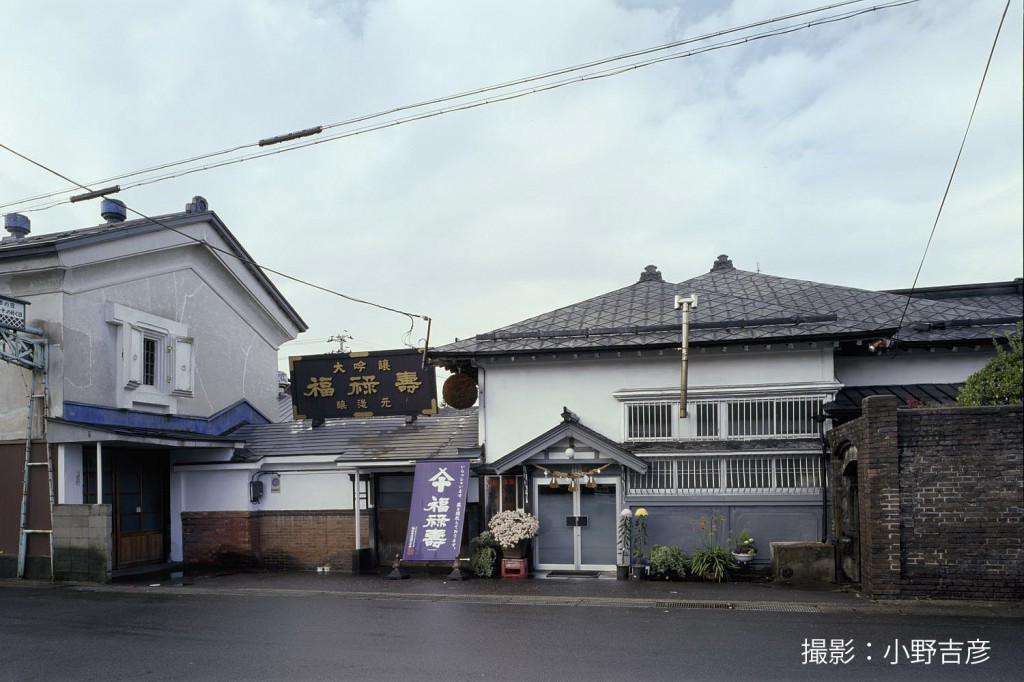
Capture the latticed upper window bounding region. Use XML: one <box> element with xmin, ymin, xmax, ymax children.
<box><xmin>623</xmin><ymin>394</ymin><xmax>828</xmax><ymax>442</ymax></box>
<box><xmin>628</xmin><ymin>454</ymin><xmax>821</xmax><ymax>495</ymax></box>
<box><xmin>692</xmin><ymin>396</ymin><xmax>825</xmax><ymax>440</ymax></box>
<box><xmin>624</xmin><ymin>401</ymin><xmax>676</xmax><ymax>440</ymax></box>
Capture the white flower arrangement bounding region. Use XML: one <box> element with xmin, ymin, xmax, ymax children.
<box><xmin>488</xmin><ymin>510</ymin><xmax>540</xmax><ymax>549</ymax></box>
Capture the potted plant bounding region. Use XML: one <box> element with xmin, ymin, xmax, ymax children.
<box><xmin>468</xmin><ymin>531</ymin><xmax>499</xmax><ymax>578</ymax></box>
<box><xmin>616</xmin><ymin>509</ymin><xmax>633</xmax><ymax>580</ymax></box>
<box><xmin>648</xmin><ymin>545</ymin><xmax>686</xmax><ymax>580</ymax></box>
<box><xmin>688</xmin><ymin>544</ymin><xmax>736</xmax><ymax>582</ymax></box>
<box><xmin>687</xmin><ymin>515</ymin><xmax>736</xmax><ymax>582</ymax></box>
<box><xmin>488</xmin><ymin>509</ymin><xmax>539</xmax><ymax>559</ymax></box>
<box><xmin>731</xmin><ymin>529</ymin><xmax>756</xmax><ymax>564</ymax></box>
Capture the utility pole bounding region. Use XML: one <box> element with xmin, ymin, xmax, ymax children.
<box><xmin>327</xmin><ymin>332</ymin><xmax>352</xmax><ymax>353</ymax></box>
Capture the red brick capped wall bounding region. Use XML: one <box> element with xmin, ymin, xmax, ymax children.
<box><xmin>182</xmin><ymin>510</ymin><xmax>371</xmax><ymax>570</ymax></box>
<box><xmin>182</xmin><ymin>511</ymin><xmax>260</xmax><ymax>567</ymax></box>
<box><xmin>830</xmin><ymin>397</ymin><xmax>1024</xmax><ymax>600</ymax></box>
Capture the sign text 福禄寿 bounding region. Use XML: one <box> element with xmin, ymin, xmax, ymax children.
<box><xmin>289</xmin><ymin>349</ymin><xmax>437</xmax><ymax>420</ymax></box>
<box><xmin>404</xmin><ymin>460</ymin><xmax>471</xmax><ymax>562</ymax></box>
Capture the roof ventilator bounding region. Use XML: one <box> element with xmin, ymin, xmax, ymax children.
<box><xmin>101</xmin><ymin>198</ymin><xmax>127</xmax><ymax>223</ymax></box>
<box><xmin>2</xmin><ymin>213</ymin><xmax>30</xmax><ymax>242</ymax></box>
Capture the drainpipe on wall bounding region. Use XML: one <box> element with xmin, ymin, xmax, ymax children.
<box><xmin>813</xmin><ymin>413</ymin><xmax>831</xmax><ymax>543</ymax></box>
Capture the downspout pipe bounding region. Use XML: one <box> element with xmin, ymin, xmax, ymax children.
<box><xmin>813</xmin><ymin>412</ymin><xmax>831</xmax><ymax>543</ymax></box>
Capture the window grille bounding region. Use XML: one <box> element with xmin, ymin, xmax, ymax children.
<box><xmin>690</xmin><ymin>396</ymin><xmax>825</xmax><ymax>441</ymax></box>
<box><xmin>627</xmin><ymin>454</ymin><xmax>821</xmax><ymax>495</ymax></box>
<box><xmin>625</xmin><ymin>395</ymin><xmax>826</xmax><ymax>442</ymax></box>
<box><xmin>142</xmin><ymin>337</ymin><xmax>157</xmax><ymax>386</ymax></box>
<box><xmin>624</xmin><ymin>401</ymin><xmax>676</xmax><ymax>441</ymax></box>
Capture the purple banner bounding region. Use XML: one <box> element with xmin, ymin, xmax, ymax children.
<box><xmin>403</xmin><ymin>460</ymin><xmax>471</xmax><ymax>562</ymax></box>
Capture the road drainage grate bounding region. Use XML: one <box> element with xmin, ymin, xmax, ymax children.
<box><xmin>655</xmin><ymin>601</ymin><xmax>736</xmax><ymax>610</ymax></box>
<box><xmin>732</xmin><ymin>603</ymin><xmax>821</xmax><ymax>613</ymax></box>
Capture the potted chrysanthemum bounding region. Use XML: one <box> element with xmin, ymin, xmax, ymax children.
<box><xmin>488</xmin><ymin>509</ymin><xmax>539</xmax><ymax>559</ymax></box>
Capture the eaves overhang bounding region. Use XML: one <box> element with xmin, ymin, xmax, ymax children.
<box><xmin>46</xmin><ymin>418</ymin><xmax>244</xmax><ymax>449</ymax></box>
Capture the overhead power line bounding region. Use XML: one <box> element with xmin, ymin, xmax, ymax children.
<box><xmin>0</xmin><ymin>140</ymin><xmax>430</xmax><ymax>338</ymax></box>
<box><xmin>893</xmin><ymin>0</ymin><xmax>1012</xmax><ymax>341</ymax></box>
<box><xmin>1</xmin><ymin>0</ymin><xmax>913</xmax><ymax>215</ymax></box>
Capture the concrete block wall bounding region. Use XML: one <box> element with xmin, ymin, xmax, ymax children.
<box><xmin>830</xmin><ymin>397</ymin><xmax>1023</xmax><ymax>600</ymax></box>
<box><xmin>52</xmin><ymin>504</ymin><xmax>112</xmax><ymax>583</ymax></box>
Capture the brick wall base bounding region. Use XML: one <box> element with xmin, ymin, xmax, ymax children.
<box><xmin>182</xmin><ymin>510</ymin><xmax>373</xmax><ymax>571</ymax></box>
<box><xmin>830</xmin><ymin>398</ymin><xmax>1023</xmax><ymax>601</ymax></box>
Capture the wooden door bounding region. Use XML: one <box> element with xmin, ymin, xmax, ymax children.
<box><xmin>112</xmin><ymin>452</ymin><xmax>169</xmax><ymax>567</ymax></box>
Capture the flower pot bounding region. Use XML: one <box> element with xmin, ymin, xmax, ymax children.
<box><xmin>503</xmin><ymin>543</ymin><xmax>526</xmax><ymax>559</ymax></box>
<box><xmin>731</xmin><ymin>551</ymin><xmax>755</xmax><ymax>564</ymax></box>
<box><xmin>616</xmin><ymin>565</ymin><xmax>630</xmax><ymax>580</ymax></box>
<box><xmin>631</xmin><ymin>564</ymin><xmax>648</xmax><ymax>580</ymax></box>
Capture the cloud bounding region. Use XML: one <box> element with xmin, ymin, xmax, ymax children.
<box><xmin>0</xmin><ymin>0</ymin><xmax>1019</xmax><ymax>370</ymax></box>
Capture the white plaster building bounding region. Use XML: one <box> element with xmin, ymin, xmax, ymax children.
<box><xmin>0</xmin><ymin>198</ymin><xmax>305</xmax><ymax>579</ymax></box>
<box><xmin>433</xmin><ymin>257</ymin><xmax>1022</xmax><ymax>575</ymax></box>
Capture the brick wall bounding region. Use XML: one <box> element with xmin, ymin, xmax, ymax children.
<box><xmin>182</xmin><ymin>510</ymin><xmax>371</xmax><ymax>571</ymax></box>
<box><xmin>830</xmin><ymin>396</ymin><xmax>1023</xmax><ymax>600</ymax></box>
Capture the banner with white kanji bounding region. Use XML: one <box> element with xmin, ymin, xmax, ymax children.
<box><xmin>403</xmin><ymin>460</ymin><xmax>471</xmax><ymax>561</ymax></box>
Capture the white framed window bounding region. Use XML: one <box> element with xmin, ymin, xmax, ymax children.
<box><xmin>107</xmin><ymin>303</ymin><xmax>194</xmax><ymax>411</ymax></box>
<box><xmin>619</xmin><ymin>390</ymin><xmax>830</xmax><ymax>443</ymax></box>
<box><xmin>624</xmin><ymin>401</ymin><xmax>678</xmax><ymax>441</ymax></box>
<box><xmin>628</xmin><ymin>453</ymin><xmax>822</xmax><ymax>496</ymax></box>
<box><xmin>692</xmin><ymin>396</ymin><xmax>825</xmax><ymax>440</ymax></box>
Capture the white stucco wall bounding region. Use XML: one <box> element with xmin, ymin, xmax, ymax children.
<box><xmin>835</xmin><ymin>347</ymin><xmax>995</xmax><ymax>386</ymax></box>
<box><xmin>1</xmin><ymin>218</ymin><xmax>302</xmax><ymax>438</ymax></box>
<box><xmin>479</xmin><ymin>346</ymin><xmax>836</xmax><ymax>460</ymax></box>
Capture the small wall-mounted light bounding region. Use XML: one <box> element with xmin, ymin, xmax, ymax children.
<box><xmin>564</xmin><ymin>436</ymin><xmax>575</xmax><ymax>459</ymax></box>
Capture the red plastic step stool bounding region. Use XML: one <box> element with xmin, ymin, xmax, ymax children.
<box><xmin>501</xmin><ymin>558</ymin><xmax>527</xmax><ymax>578</ymax></box>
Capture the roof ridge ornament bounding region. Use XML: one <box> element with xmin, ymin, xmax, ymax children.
<box><xmin>711</xmin><ymin>254</ymin><xmax>734</xmax><ymax>272</ymax></box>
<box><xmin>561</xmin><ymin>406</ymin><xmax>580</xmax><ymax>424</ymax></box>
<box><xmin>638</xmin><ymin>265</ymin><xmax>663</xmax><ymax>283</ymax></box>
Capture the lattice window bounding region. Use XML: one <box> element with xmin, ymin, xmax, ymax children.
<box><xmin>627</xmin><ymin>454</ymin><xmax>821</xmax><ymax>495</ymax></box>
<box><xmin>624</xmin><ymin>400</ymin><xmax>677</xmax><ymax>441</ymax></box>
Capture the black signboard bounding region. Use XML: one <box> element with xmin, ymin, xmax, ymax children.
<box><xmin>290</xmin><ymin>349</ymin><xmax>437</xmax><ymax>420</ymax></box>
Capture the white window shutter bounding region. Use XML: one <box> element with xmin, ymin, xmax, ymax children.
<box><xmin>127</xmin><ymin>326</ymin><xmax>144</xmax><ymax>387</ymax></box>
<box><xmin>172</xmin><ymin>337</ymin><xmax>194</xmax><ymax>395</ymax></box>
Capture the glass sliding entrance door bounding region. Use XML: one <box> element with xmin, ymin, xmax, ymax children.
<box><xmin>534</xmin><ymin>476</ymin><xmax>618</xmax><ymax>571</ymax></box>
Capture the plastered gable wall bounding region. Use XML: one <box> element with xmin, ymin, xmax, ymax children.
<box><xmin>60</xmin><ymin>267</ymin><xmax>280</xmax><ymax>420</ymax></box>
<box><xmin>480</xmin><ymin>347</ymin><xmax>835</xmax><ymax>460</ymax></box>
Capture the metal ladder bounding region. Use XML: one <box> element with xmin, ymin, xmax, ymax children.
<box><xmin>17</xmin><ymin>370</ymin><xmax>54</xmax><ymax>579</ymax></box>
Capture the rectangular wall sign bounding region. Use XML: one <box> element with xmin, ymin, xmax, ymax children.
<box><xmin>403</xmin><ymin>460</ymin><xmax>471</xmax><ymax>562</ymax></box>
<box><xmin>290</xmin><ymin>349</ymin><xmax>437</xmax><ymax>420</ymax></box>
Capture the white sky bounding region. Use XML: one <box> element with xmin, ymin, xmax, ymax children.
<box><xmin>1</xmin><ymin>0</ymin><xmax>1021</xmax><ymax>371</ymax></box>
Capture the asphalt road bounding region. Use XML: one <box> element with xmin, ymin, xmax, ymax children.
<box><xmin>1</xmin><ymin>584</ymin><xmax>1022</xmax><ymax>681</ymax></box>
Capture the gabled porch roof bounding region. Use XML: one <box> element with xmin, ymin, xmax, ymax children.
<box><xmin>490</xmin><ymin>407</ymin><xmax>647</xmax><ymax>474</ymax></box>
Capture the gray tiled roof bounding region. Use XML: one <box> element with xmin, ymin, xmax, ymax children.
<box><xmin>231</xmin><ymin>409</ymin><xmax>479</xmax><ymax>462</ymax></box>
<box><xmin>0</xmin><ymin>205</ymin><xmax>307</xmax><ymax>332</ymax></box>
<box><xmin>435</xmin><ymin>257</ymin><xmax>1022</xmax><ymax>356</ymax></box>
<box><xmin>826</xmin><ymin>383</ymin><xmax>963</xmax><ymax>424</ymax></box>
